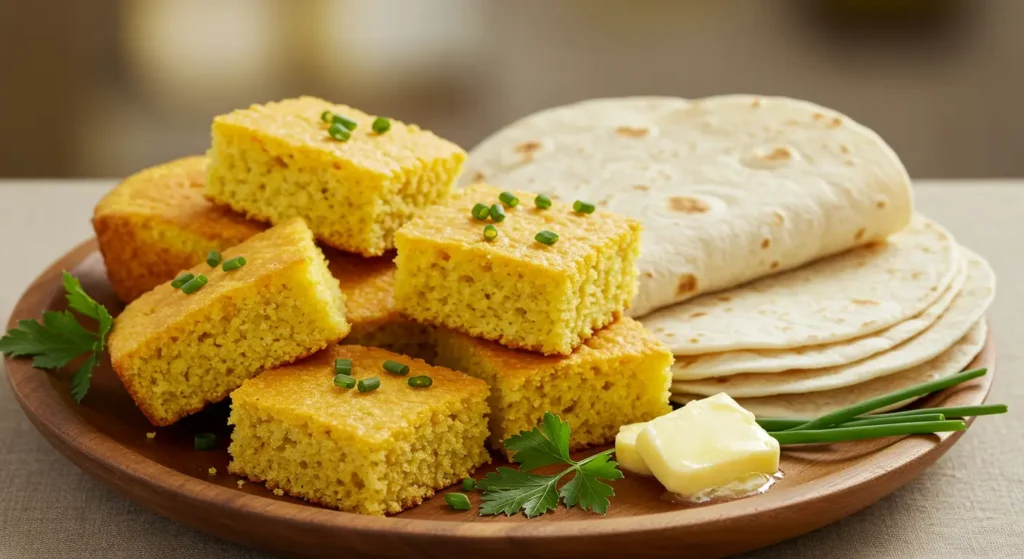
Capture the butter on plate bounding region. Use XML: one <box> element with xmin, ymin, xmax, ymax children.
<box><xmin>616</xmin><ymin>393</ymin><xmax>780</xmax><ymax>501</ymax></box>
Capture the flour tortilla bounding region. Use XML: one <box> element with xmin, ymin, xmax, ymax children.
<box><xmin>644</xmin><ymin>215</ymin><xmax>959</xmax><ymax>355</ymax></box>
<box><xmin>671</xmin><ymin>248</ymin><xmax>993</xmax><ymax>396</ymax></box>
<box><xmin>465</xmin><ymin>95</ymin><xmax>913</xmax><ymax>318</ymax></box>
<box><xmin>672</xmin><ymin>257</ymin><xmax>968</xmax><ymax>379</ymax></box>
<box><xmin>671</xmin><ymin>320</ymin><xmax>988</xmax><ymax>418</ymax></box>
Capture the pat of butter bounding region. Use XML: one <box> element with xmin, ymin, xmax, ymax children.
<box><xmin>615</xmin><ymin>423</ymin><xmax>652</xmax><ymax>476</ymax></box>
<box><xmin>635</xmin><ymin>393</ymin><xmax>780</xmax><ymax>498</ymax></box>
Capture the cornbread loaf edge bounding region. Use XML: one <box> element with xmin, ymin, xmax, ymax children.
<box><xmin>393</xmin><ymin>184</ymin><xmax>643</xmax><ymax>355</ymax></box>
<box><xmin>227</xmin><ymin>346</ymin><xmax>490</xmax><ymax>516</ymax></box>
<box><xmin>108</xmin><ymin>218</ymin><xmax>350</xmax><ymax>426</ymax></box>
<box><xmin>205</xmin><ymin>96</ymin><xmax>467</xmax><ymax>256</ymax></box>
<box><xmin>92</xmin><ymin>156</ymin><xmax>265</xmax><ymax>301</ymax></box>
<box><xmin>434</xmin><ymin>317</ymin><xmax>673</xmax><ymax>455</ymax></box>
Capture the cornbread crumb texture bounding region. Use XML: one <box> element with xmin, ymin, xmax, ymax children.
<box><xmin>434</xmin><ymin>317</ymin><xmax>673</xmax><ymax>453</ymax></box>
<box><xmin>108</xmin><ymin>218</ymin><xmax>350</xmax><ymax>426</ymax></box>
<box><xmin>326</xmin><ymin>249</ymin><xmax>437</xmax><ymax>361</ymax></box>
<box><xmin>228</xmin><ymin>346</ymin><xmax>490</xmax><ymax>516</ymax></box>
<box><xmin>205</xmin><ymin>96</ymin><xmax>467</xmax><ymax>256</ymax></box>
<box><xmin>92</xmin><ymin>156</ymin><xmax>264</xmax><ymax>301</ymax></box>
<box><xmin>394</xmin><ymin>184</ymin><xmax>642</xmax><ymax>355</ymax></box>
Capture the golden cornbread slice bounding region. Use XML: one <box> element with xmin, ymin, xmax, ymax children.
<box><xmin>108</xmin><ymin>218</ymin><xmax>350</xmax><ymax>426</ymax></box>
<box><xmin>434</xmin><ymin>317</ymin><xmax>672</xmax><ymax>454</ymax></box>
<box><xmin>93</xmin><ymin>156</ymin><xmax>265</xmax><ymax>301</ymax></box>
<box><xmin>326</xmin><ymin>250</ymin><xmax>436</xmax><ymax>361</ymax></box>
<box><xmin>205</xmin><ymin>96</ymin><xmax>467</xmax><ymax>256</ymax></box>
<box><xmin>394</xmin><ymin>184</ymin><xmax>643</xmax><ymax>355</ymax></box>
<box><xmin>227</xmin><ymin>345</ymin><xmax>490</xmax><ymax>516</ymax></box>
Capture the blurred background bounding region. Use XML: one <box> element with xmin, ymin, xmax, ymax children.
<box><xmin>1</xmin><ymin>0</ymin><xmax>1021</xmax><ymax>178</ymax></box>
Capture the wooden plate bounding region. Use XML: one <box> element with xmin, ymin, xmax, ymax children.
<box><xmin>4</xmin><ymin>241</ymin><xmax>996</xmax><ymax>559</ymax></box>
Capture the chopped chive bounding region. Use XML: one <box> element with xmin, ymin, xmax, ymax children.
<box><xmin>573</xmin><ymin>200</ymin><xmax>596</xmax><ymax>214</ymax></box>
<box><xmin>180</xmin><ymin>274</ymin><xmax>208</xmax><ymax>295</ymax></box>
<box><xmin>383</xmin><ymin>360</ymin><xmax>409</xmax><ymax>376</ymax></box>
<box><xmin>170</xmin><ymin>273</ymin><xmax>194</xmax><ymax>289</ymax></box>
<box><xmin>357</xmin><ymin>377</ymin><xmax>380</xmax><ymax>393</ymax></box>
<box><xmin>334</xmin><ymin>374</ymin><xmax>356</xmax><ymax>389</ymax></box>
<box><xmin>445</xmin><ymin>492</ymin><xmax>472</xmax><ymax>511</ymax></box>
<box><xmin>194</xmin><ymin>432</ymin><xmax>217</xmax><ymax>451</ymax></box>
<box><xmin>499</xmin><ymin>191</ymin><xmax>519</xmax><ymax>208</ymax></box>
<box><xmin>222</xmin><ymin>256</ymin><xmax>247</xmax><ymax>271</ymax></box>
<box><xmin>789</xmin><ymin>368</ymin><xmax>988</xmax><ymax>431</ymax></box>
<box><xmin>332</xmin><ymin>114</ymin><xmax>358</xmax><ymax>130</ymax></box>
<box><xmin>462</xmin><ymin>478</ymin><xmax>476</xmax><ymax>491</ymax></box>
<box><xmin>334</xmin><ymin>358</ymin><xmax>352</xmax><ymax>376</ymax></box>
<box><xmin>372</xmin><ymin>117</ymin><xmax>391</xmax><ymax>134</ymax></box>
<box><xmin>535</xmin><ymin>193</ymin><xmax>552</xmax><ymax>209</ymax></box>
<box><xmin>206</xmin><ymin>250</ymin><xmax>222</xmax><ymax>267</ymax></box>
<box><xmin>328</xmin><ymin>122</ymin><xmax>351</xmax><ymax>141</ymax></box>
<box><xmin>408</xmin><ymin>375</ymin><xmax>433</xmax><ymax>388</ymax></box>
<box><xmin>472</xmin><ymin>203</ymin><xmax>491</xmax><ymax>221</ymax></box>
<box><xmin>320</xmin><ymin>110</ymin><xmax>334</xmax><ymax>123</ymax></box>
<box><xmin>770</xmin><ymin>420</ymin><xmax>966</xmax><ymax>445</ymax></box>
<box><xmin>489</xmin><ymin>204</ymin><xmax>506</xmax><ymax>222</ymax></box>
<box><xmin>483</xmin><ymin>224</ymin><xmax>498</xmax><ymax>241</ymax></box>
<box><xmin>535</xmin><ymin>230</ymin><xmax>559</xmax><ymax>245</ymax></box>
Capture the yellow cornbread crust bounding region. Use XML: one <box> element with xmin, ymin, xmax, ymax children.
<box><xmin>205</xmin><ymin>96</ymin><xmax>467</xmax><ymax>256</ymax></box>
<box><xmin>227</xmin><ymin>345</ymin><xmax>490</xmax><ymax>516</ymax></box>
<box><xmin>108</xmin><ymin>218</ymin><xmax>350</xmax><ymax>426</ymax></box>
<box><xmin>434</xmin><ymin>317</ymin><xmax>673</xmax><ymax>454</ymax></box>
<box><xmin>394</xmin><ymin>184</ymin><xmax>642</xmax><ymax>355</ymax></box>
<box><xmin>92</xmin><ymin>156</ymin><xmax>265</xmax><ymax>302</ymax></box>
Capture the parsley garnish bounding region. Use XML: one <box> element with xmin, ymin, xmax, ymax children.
<box><xmin>477</xmin><ymin>412</ymin><xmax>623</xmax><ymax>518</ymax></box>
<box><xmin>0</xmin><ymin>271</ymin><xmax>112</xmax><ymax>402</ymax></box>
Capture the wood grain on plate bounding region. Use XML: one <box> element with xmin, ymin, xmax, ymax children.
<box><xmin>3</xmin><ymin>240</ymin><xmax>996</xmax><ymax>559</ymax></box>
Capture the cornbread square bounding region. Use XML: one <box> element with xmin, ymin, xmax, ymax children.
<box><xmin>434</xmin><ymin>317</ymin><xmax>672</xmax><ymax>454</ymax></box>
<box><xmin>93</xmin><ymin>156</ymin><xmax>264</xmax><ymax>301</ymax></box>
<box><xmin>394</xmin><ymin>184</ymin><xmax>642</xmax><ymax>355</ymax></box>
<box><xmin>108</xmin><ymin>218</ymin><xmax>350</xmax><ymax>426</ymax></box>
<box><xmin>227</xmin><ymin>345</ymin><xmax>490</xmax><ymax>516</ymax></box>
<box><xmin>206</xmin><ymin>96</ymin><xmax>467</xmax><ymax>256</ymax></box>
<box><xmin>326</xmin><ymin>250</ymin><xmax>436</xmax><ymax>362</ymax></box>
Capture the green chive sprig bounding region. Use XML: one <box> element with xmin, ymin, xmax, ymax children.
<box><xmin>472</xmin><ymin>203</ymin><xmax>491</xmax><ymax>221</ymax></box>
<box><xmin>334</xmin><ymin>374</ymin><xmax>356</xmax><ymax>389</ymax></box>
<box><xmin>181</xmin><ymin>274</ymin><xmax>208</xmax><ymax>295</ymax></box>
<box><xmin>372</xmin><ymin>117</ymin><xmax>391</xmax><ymax>134</ymax></box>
<box><xmin>489</xmin><ymin>204</ymin><xmax>506</xmax><ymax>222</ymax></box>
<box><xmin>358</xmin><ymin>377</ymin><xmax>381</xmax><ymax>392</ymax></box>
<box><xmin>483</xmin><ymin>224</ymin><xmax>498</xmax><ymax>241</ymax></box>
<box><xmin>445</xmin><ymin>493</ymin><xmax>472</xmax><ymax>511</ymax></box>
<box><xmin>171</xmin><ymin>273</ymin><xmax>194</xmax><ymax>289</ymax></box>
<box><xmin>320</xmin><ymin>110</ymin><xmax>334</xmax><ymax>123</ymax></box>
<box><xmin>194</xmin><ymin>433</ymin><xmax>217</xmax><ymax>451</ymax></box>
<box><xmin>328</xmin><ymin>122</ymin><xmax>351</xmax><ymax>141</ymax></box>
<box><xmin>535</xmin><ymin>194</ymin><xmax>552</xmax><ymax>209</ymax></box>
<box><xmin>535</xmin><ymin>230</ymin><xmax>559</xmax><ymax>245</ymax></box>
<box><xmin>331</xmin><ymin>113</ymin><xmax>358</xmax><ymax>130</ymax></box>
<box><xmin>462</xmin><ymin>478</ymin><xmax>476</xmax><ymax>491</ymax></box>
<box><xmin>770</xmin><ymin>420</ymin><xmax>966</xmax><ymax>446</ymax></box>
<box><xmin>383</xmin><ymin>360</ymin><xmax>409</xmax><ymax>376</ymax></box>
<box><xmin>408</xmin><ymin>375</ymin><xmax>432</xmax><ymax>388</ymax></box>
<box><xmin>222</xmin><ymin>256</ymin><xmax>246</xmax><ymax>271</ymax></box>
<box><xmin>206</xmin><ymin>250</ymin><xmax>222</xmax><ymax>267</ymax></box>
<box><xmin>334</xmin><ymin>358</ymin><xmax>352</xmax><ymax>376</ymax></box>
<box><xmin>499</xmin><ymin>191</ymin><xmax>519</xmax><ymax>208</ymax></box>
<box><xmin>573</xmin><ymin>200</ymin><xmax>596</xmax><ymax>214</ymax></box>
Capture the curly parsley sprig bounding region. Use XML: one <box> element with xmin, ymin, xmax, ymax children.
<box><xmin>0</xmin><ymin>271</ymin><xmax>112</xmax><ymax>402</ymax></box>
<box><xmin>476</xmin><ymin>412</ymin><xmax>623</xmax><ymax>518</ymax></box>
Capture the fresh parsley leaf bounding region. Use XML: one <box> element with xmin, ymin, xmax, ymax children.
<box><xmin>478</xmin><ymin>467</ymin><xmax>564</xmax><ymax>518</ymax></box>
<box><xmin>0</xmin><ymin>271</ymin><xmax>112</xmax><ymax>403</ymax></box>
<box><xmin>503</xmin><ymin>411</ymin><xmax>572</xmax><ymax>470</ymax></box>
<box><xmin>477</xmin><ymin>414</ymin><xmax>624</xmax><ymax>518</ymax></box>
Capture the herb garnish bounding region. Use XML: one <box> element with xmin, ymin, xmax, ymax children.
<box><xmin>0</xmin><ymin>271</ymin><xmax>112</xmax><ymax>403</ymax></box>
<box><xmin>477</xmin><ymin>412</ymin><xmax>623</xmax><ymax>518</ymax></box>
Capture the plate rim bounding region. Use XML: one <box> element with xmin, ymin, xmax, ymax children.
<box><xmin>3</xmin><ymin>239</ymin><xmax>996</xmax><ymax>550</ymax></box>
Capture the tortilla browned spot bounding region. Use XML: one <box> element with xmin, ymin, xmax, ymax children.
<box><xmin>515</xmin><ymin>141</ymin><xmax>542</xmax><ymax>154</ymax></box>
<box><xmin>689</xmin><ymin>338</ymin><xmax>700</xmax><ymax>344</ymax></box>
<box><xmin>761</xmin><ymin>238</ymin><xmax>771</xmax><ymax>249</ymax></box>
<box><xmin>616</xmin><ymin>126</ymin><xmax>648</xmax><ymax>138</ymax></box>
<box><xmin>855</xmin><ymin>227</ymin><xmax>866</xmax><ymax>241</ymax></box>
<box><xmin>828</xmin><ymin>117</ymin><xmax>843</xmax><ymax>128</ymax></box>
<box><xmin>763</xmin><ymin>147</ymin><xmax>792</xmax><ymax>161</ymax></box>
<box><xmin>812</xmin><ymin>112</ymin><xmax>825</xmax><ymax>121</ymax></box>
<box><xmin>668</xmin><ymin>196</ymin><xmax>709</xmax><ymax>214</ymax></box>
<box><xmin>876</xmin><ymin>199</ymin><xmax>887</xmax><ymax>209</ymax></box>
<box><xmin>469</xmin><ymin>171</ymin><xmax>486</xmax><ymax>183</ymax></box>
<box><xmin>852</xmin><ymin>299</ymin><xmax>879</xmax><ymax>306</ymax></box>
<box><xmin>676</xmin><ymin>274</ymin><xmax>698</xmax><ymax>296</ymax></box>
<box><xmin>770</xmin><ymin>260</ymin><xmax>780</xmax><ymax>270</ymax></box>
<box><xmin>751</xmin><ymin>99</ymin><xmax>762</xmax><ymax>108</ymax></box>
<box><xmin>690</xmin><ymin>311</ymin><xmax>707</xmax><ymax>319</ymax></box>
<box><xmin>633</xmin><ymin>184</ymin><xmax>650</xmax><ymax>192</ymax></box>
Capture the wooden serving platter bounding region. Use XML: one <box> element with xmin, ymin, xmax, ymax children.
<box><xmin>4</xmin><ymin>240</ymin><xmax>996</xmax><ymax>559</ymax></box>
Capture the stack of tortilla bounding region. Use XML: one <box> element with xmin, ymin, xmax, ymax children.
<box><xmin>464</xmin><ymin>95</ymin><xmax>995</xmax><ymax>418</ymax></box>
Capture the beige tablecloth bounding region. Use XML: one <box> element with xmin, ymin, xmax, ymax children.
<box><xmin>1</xmin><ymin>181</ymin><xmax>1021</xmax><ymax>559</ymax></box>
